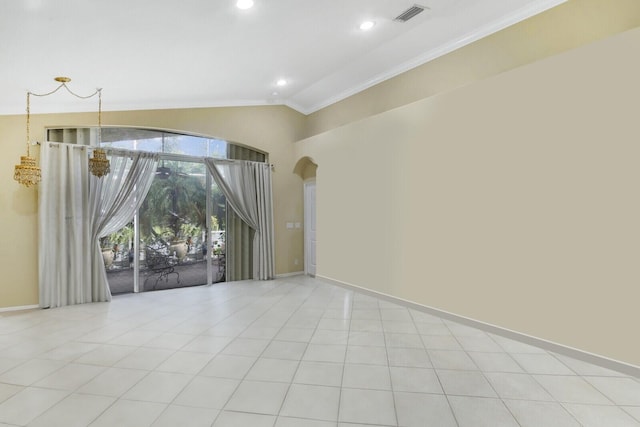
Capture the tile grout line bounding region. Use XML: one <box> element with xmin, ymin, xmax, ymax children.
<box><xmin>409</xmin><ymin>308</ymin><xmax>461</xmax><ymax>427</ymax></box>
<box><xmin>334</xmin><ymin>288</ymin><xmax>355</xmax><ymax>426</ymax></box>
<box><xmin>79</xmin><ymin>285</ymin><xmax>281</xmax><ymax>427</ymax></box>
<box><xmin>94</xmin><ymin>281</ymin><xmax>295</xmax><ymax>427</ymax></box>
<box><xmin>442</xmin><ymin>321</ymin><xmax>522</xmax><ymax>427</ymax></box>
<box><xmin>272</xmin><ymin>282</ymin><xmax>344</xmax><ymax>424</ymax></box>
<box><xmin>205</xmin><ymin>281</ymin><xmax>306</xmax><ymax>426</ymax></box>
<box><xmin>379</xmin><ymin>301</ymin><xmax>400</xmax><ymax>427</ymax></box>
<box><xmin>204</xmin><ymin>278</ymin><xmax>346</xmax><ymax>424</ymax></box>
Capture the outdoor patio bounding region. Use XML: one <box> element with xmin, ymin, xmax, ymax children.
<box><xmin>106</xmin><ymin>258</ymin><xmax>225</xmax><ymax>295</ymax></box>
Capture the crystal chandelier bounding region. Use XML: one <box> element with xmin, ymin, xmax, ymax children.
<box><xmin>13</xmin><ymin>92</ymin><xmax>41</xmax><ymax>187</ymax></box>
<box><xmin>88</xmin><ymin>148</ymin><xmax>110</xmax><ymax>178</ymax></box>
<box><xmin>88</xmin><ymin>89</ymin><xmax>110</xmax><ymax>178</ymax></box>
<box><xmin>13</xmin><ymin>77</ymin><xmax>109</xmax><ymax>187</ymax></box>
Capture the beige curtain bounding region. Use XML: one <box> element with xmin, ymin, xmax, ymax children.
<box><xmin>205</xmin><ymin>159</ymin><xmax>275</xmax><ymax>280</ymax></box>
<box><xmin>225</xmin><ymin>144</ymin><xmax>266</xmax><ymax>280</ymax></box>
<box><xmin>226</xmin><ymin>211</ymin><xmax>254</xmax><ymax>281</ymax></box>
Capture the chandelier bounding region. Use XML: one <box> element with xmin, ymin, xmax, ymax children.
<box><xmin>13</xmin><ymin>77</ymin><xmax>109</xmax><ymax>187</ymax></box>
<box><xmin>88</xmin><ymin>87</ymin><xmax>110</xmax><ymax>178</ymax></box>
<box><xmin>88</xmin><ymin>147</ymin><xmax>110</xmax><ymax>178</ymax></box>
<box><xmin>13</xmin><ymin>91</ymin><xmax>43</xmax><ymax>187</ymax></box>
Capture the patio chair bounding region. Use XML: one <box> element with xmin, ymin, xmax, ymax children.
<box><xmin>144</xmin><ymin>246</ymin><xmax>180</xmax><ymax>289</ymax></box>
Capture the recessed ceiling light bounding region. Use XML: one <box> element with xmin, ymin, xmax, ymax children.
<box><xmin>236</xmin><ymin>0</ymin><xmax>254</xmax><ymax>10</ymax></box>
<box><xmin>276</xmin><ymin>79</ymin><xmax>287</xmax><ymax>87</ymax></box>
<box><xmin>359</xmin><ymin>21</ymin><xmax>375</xmax><ymax>31</ymax></box>
<box><xmin>272</xmin><ymin>91</ymin><xmax>279</xmax><ymax>96</ymax></box>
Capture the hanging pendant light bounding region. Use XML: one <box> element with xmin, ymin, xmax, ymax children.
<box><xmin>13</xmin><ymin>92</ymin><xmax>41</xmax><ymax>187</ymax></box>
<box><xmin>89</xmin><ymin>88</ymin><xmax>110</xmax><ymax>177</ymax></box>
<box><xmin>88</xmin><ymin>148</ymin><xmax>111</xmax><ymax>177</ymax></box>
<box><xmin>156</xmin><ymin>133</ymin><xmax>171</xmax><ymax>178</ymax></box>
<box><xmin>13</xmin><ymin>77</ymin><xmax>108</xmax><ymax>187</ymax></box>
<box><xmin>13</xmin><ymin>156</ymin><xmax>41</xmax><ymax>187</ymax></box>
<box><xmin>156</xmin><ymin>164</ymin><xmax>171</xmax><ymax>178</ymax></box>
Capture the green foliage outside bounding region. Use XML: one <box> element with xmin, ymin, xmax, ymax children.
<box><xmin>104</xmin><ymin>160</ymin><xmax>226</xmax><ymax>250</ymax></box>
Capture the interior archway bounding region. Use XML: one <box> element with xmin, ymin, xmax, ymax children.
<box><xmin>293</xmin><ymin>156</ymin><xmax>317</xmax><ymax>180</ymax></box>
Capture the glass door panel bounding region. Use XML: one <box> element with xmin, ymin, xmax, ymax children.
<box><xmin>138</xmin><ymin>160</ymin><xmax>208</xmax><ymax>291</ymax></box>
<box><xmin>210</xmin><ymin>183</ymin><xmax>226</xmax><ymax>283</ymax></box>
<box><xmin>102</xmin><ymin>223</ymin><xmax>135</xmax><ymax>295</ymax></box>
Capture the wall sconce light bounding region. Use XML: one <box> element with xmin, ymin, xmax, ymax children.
<box><xmin>13</xmin><ymin>77</ymin><xmax>108</xmax><ymax>187</ymax></box>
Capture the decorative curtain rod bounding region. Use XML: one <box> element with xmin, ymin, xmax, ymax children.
<box><xmin>43</xmin><ymin>142</ymin><xmax>159</xmax><ymax>158</ymax></box>
<box><xmin>209</xmin><ymin>158</ymin><xmax>275</xmax><ymax>169</ymax></box>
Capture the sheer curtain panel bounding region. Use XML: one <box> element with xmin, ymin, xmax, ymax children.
<box><xmin>205</xmin><ymin>159</ymin><xmax>275</xmax><ymax>280</ymax></box>
<box><xmin>39</xmin><ymin>142</ymin><xmax>158</xmax><ymax>308</ymax></box>
<box><xmin>89</xmin><ymin>151</ymin><xmax>158</xmax><ymax>302</ymax></box>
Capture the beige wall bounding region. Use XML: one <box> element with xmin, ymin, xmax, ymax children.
<box><xmin>0</xmin><ymin>105</ymin><xmax>306</xmax><ymax>308</ymax></box>
<box><xmin>0</xmin><ymin>116</ymin><xmax>40</xmax><ymax>308</ymax></box>
<box><xmin>295</xmin><ymin>27</ymin><xmax>640</xmax><ymax>366</ymax></box>
<box><xmin>304</xmin><ymin>0</ymin><xmax>640</xmax><ymax>138</ymax></box>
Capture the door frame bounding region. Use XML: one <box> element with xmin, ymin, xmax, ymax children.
<box><xmin>303</xmin><ymin>179</ymin><xmax>316</xmax><ymax>276</ymax></box>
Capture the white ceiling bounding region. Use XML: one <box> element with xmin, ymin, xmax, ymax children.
<box><xmin>0</xmin><ymin>0</ymin><xmax>566</xmax><ymax>116</ymax></box>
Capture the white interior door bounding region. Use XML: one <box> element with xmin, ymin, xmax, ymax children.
<box><xmin>304</xmin><ymin>181</ymin><xmax>316</xmax><ymax>276</ymax></box>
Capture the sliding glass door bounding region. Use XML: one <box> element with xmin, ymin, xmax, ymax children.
<box><xmin>102</xmin><ymin>157</ymin><xmax>226</xmax><ymax>294</ymax></box>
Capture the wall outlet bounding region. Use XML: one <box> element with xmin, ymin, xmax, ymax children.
<box><xmin>294</xmin><ymin>258</ymin><xmax>299</xmax><ymax>265</ymax></box>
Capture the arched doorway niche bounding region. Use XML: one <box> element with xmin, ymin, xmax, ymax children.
<box><xmin>293</xmin><ymin>156</ymin><xmax>317</xmax><ymax>181</ymax></box>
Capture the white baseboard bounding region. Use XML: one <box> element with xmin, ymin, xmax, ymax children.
<box><xmin>0</xmin><ymin>304</ymin><xmax>39</xmax><ymax>314</ymax></box>
<box><xmin>275</xmin><ymin>271</ymin><xmax>305</xmax><ymax>278</ymax></box>
<box><xmin>317</xmin><ymin>275</ymin><xmax>640</xmax><ymax>378</ymax></box>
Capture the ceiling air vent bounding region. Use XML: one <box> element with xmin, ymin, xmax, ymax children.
<box><xmin>394</xmin><ymin>4</ymin><xmax>426</xmax><ymax>22</ymax></box>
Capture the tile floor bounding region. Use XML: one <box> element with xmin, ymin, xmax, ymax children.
<box><xmin>0</xmin><ymin>275</ymin><xmax>638</xmax><ymax>426</ymax></box>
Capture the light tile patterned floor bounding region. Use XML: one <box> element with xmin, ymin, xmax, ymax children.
<box><xmin>0</xmin><ymin>275</ymin><xmax>638</xmax><ymax>427</ymax></box>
